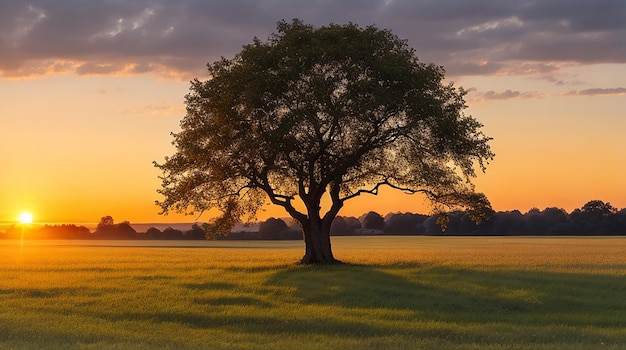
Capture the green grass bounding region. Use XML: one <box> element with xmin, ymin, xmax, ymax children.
<box><xmin>1</xmin><ymin>237</ymin><xmax>624</xmax><ymax>349</ymax></box>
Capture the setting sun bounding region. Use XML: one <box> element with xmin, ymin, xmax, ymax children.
<box><xmin>18</xmin><ymin>212</ymin><xmax>33</xmax><ymax>224</ymax></box>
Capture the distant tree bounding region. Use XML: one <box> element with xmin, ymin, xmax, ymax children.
<box><xmin>438</xmin><ymin>211</ymin><xmax>465</xmax><ymax>234</ymax></box>
<box><xmin>524</xmin><ymin>208</ymin><xmax>546</xmax><ymax>234</ymax></box>
<box><xmin>258</xmin><ymin>218</ymin><xmax>300</xmax><ymax>240</ymax></box>
<box><xmin>616</xmin><ymin>209</ymin><xmax>626</xmax><ymax>234</ymax></box>
<box><xmin>115</xmin><ymin>222</ymin><xmax>137</xmax><ymax>239</ymax></box>
<box><xmin>162</xmin><ymin>227</ymin><xmax>184</xmax><ymax>239</ymax></box>
<box><xmin>330</xmin><ymin>216</ymin><xmax>362</xmax><ymax>235</ymax></box>
<box><xmin>97</xmin><ymin>216</ymin><xmax>114</xmax><ymax>230</ymax></box>
<box><xmin>53</xmin><ymin>224</ymin><xmax>90</xmax><ymax>239</ymax></box>
<box><xmin>155</xmin><ymin>19</ymin><xmax>493</xmax><ymax>263</ymax></box>
<box><xmin>543</xmin><ymin>207</ymin><xmax>568</xmax><ymax>223</ymax></box>
<box><xmin>542</xmin><ymin>207</ymin><xmax>569</xmax><ymax>234</ymax></box>
<box><xmin>458</xmin><ymin>212</ymin><xmax>485</xmax><ymax>235</ymax></box>
<box><xmin>185</xmin><ymin>223</ymin><xmax>206</xmax><ymax>240</ymax></box>
<box><xmin>360</xmin><ymin>211</ymin><xmax>386</xmax><ymax>231</ymax></box>
<box><xmin>258</xmin><ymin>218</ymin><xmax>288</xmax><ymax>239</ymax></box>
<box><xmin>20</xmin><ymin>224</ymin><xmax>91</xmax><ymax>240</ymax></box>
<box><xmin>384</xmin><ymin>212</ymin><xmax>427</xmax><ymax>234</ymax></box>
<box><xmin>569</xmin><ymin>200</ymin><xmax>618</xmax><ymax>235</ymax></box>
<box><xmin>344</xmin><ymin>216</ymin><xmax>362</xmax><ymax>234</ymax></box>
<box><xmin>145</xmin><ymin>227</ymin><xmax>162</xmax><ymax>239</ymax></box>
<box><xmin>329</xmin><ymin>216</ymin><xmax>348</xmax><ymax>235</ymax></box>
<box><xmin>492</xmin><ymin>210</ymin><xmax>527</xmax><ymax>235</ymax></box>
<box><xmin>423</xmin><ymin>215</ymin><xmax>443</xmax><ymax>235</ymax></box>
<box><xmin>93</xmin><ymin>218</ymin><xmax>137</xmax><ymax>239</ymax></box>
<box><xmin>581</xmin><ymin>200</ymin><xmax>617</xmax><ymax>218</ymax></box>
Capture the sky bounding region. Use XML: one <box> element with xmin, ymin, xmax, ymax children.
<box><xmin>1</xmin><ymin>0</ymin><xmax>625</xmax><ymax>225</ymax></box>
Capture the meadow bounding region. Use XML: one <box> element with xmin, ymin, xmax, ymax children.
<box><xmin>1</xmin><ymin>237</ymin><xmax>624</xmax><ymax>349</ymax></box>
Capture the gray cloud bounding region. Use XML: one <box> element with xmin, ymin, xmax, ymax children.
<box><xmin>1</xmin><ymin>0</ymin><xmax>625</xmax><ymax>79</ymax></box>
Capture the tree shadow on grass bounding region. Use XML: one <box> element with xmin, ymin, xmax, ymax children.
<box><xmin>134</xmin><ymin>263</ymin><xmax>624</xmax><ymax>346</ymax></box>
<box><xmin>5</xmin><ymin>263</ymin><xmax>623</xmax><ymax>348</ymax></box>
<box><xmin>266</xmin><ymin>263</ymin><xmax>626</xmax><ymax>329</ymax></box>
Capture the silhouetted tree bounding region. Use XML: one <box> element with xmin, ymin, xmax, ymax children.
<box><xmin>50</xmin><ymin>224</ymin><xmax>90</xmax><ymax>239</ymax></box>
<box><xmin>384</xmin><ymin>212</ymin><xmax>428</xmax><ymax>234</ymax></box>
<box><xmin>423</xmin><ymin>215</ymin><xmax>443</xmax><ymax>235</ymax></box>
<box><xmin>185</xmin><ymin>223</ymin><xmax>206</xmax><ymax>240</ymax></box>
<box><xmin>542</xmin><ymin>207</ymin><xmax>569</xmax><ymax>234</ymax></box>
<box><xmin>155</xmin><ymin>19</ymin><xmax>494</xmax><ymax>263</ymax></box>
<box><xmin>258</xmin><ymin>217</ymin><xmax>288</xmax><ymax>239</ymax></box>
<box><xmin>581</xmin><ymin>200</ymin><xmax>617</xmax><ymax>218</ymax></box>
<box><xmin>423</xmin><ymin>211</ymin><xmax>483</xmax><ymax>235</ymax></box>
<box><xmin>115</xmin><ymin>222</ymin><xmax>137</xmax><ymax>239</ymax></box>
<box><xmin>16</xmin><ymin>224</ymin><xmax>91</xmax><ymax>240</ymax></box>
<box><xmin>616</xmin><ymin>209</ymin><xmax>626</xmax><ymax>234</ymax></box>
<box><xmin>492</xmin><ymin>210</ymin><xmax>527</xmax><ymax>235</ymax></box>
<box><xmin>569</xmin><ymin>200</ymin><xmax>618</xmax><ymax>234</ymax></box>
<box><xmin>97</xmin><ymin>216</ymin><xmax>114</xmax><ymax>230</ymax></box>
<box><xmin>435</xmin><ymin>211</ymin><xmax>476</xmax><ymax>235</ymax></box>
<box><xmin>145</xmin><ymin>227</ymin><xmax>162</xmax><ymax>239</ymax></box>
<box><xmin>162</xmin><ymin>227</ymin><xmax>184</xmax><ymax>239</ymax></box>
<box><xmin>525</xmin><ymin>208</ymin><xmax>547</xmax><ymax>235</ymax></box>
<box><xmin>329</xmin><ymin>216</ymin><xmax>348</xmax><ymax>235</ymax></box>
<box><xmin>360</xmin><ymin>211</ymin><xmax>386</xmax><ymax>231</ymax></box>
<box><xmin>458</xmin><ymin>212</ymin><xmax>486</xmax><ymax>235</ymax></box>
<box><xmin>258</xmin><ymin>217</ymin><xmax>300</xmax><ymax>240</ymax></box>
<box><xmin>330</xmin><ymin>216</ymin><xmax>362</xmax><ymax>235</ymax></box>
<box><xmin>93</xmin><ymin>218</ymin><xmax>137</xmax><ymax>239</ymax></box>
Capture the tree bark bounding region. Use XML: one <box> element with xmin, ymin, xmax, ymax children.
<box><xmin>300</xmin><ymin>219</ymin><xmax>340</xmax><ymax>265</ymax></box>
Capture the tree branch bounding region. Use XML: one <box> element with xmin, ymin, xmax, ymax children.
<box><xmin>340</xmin><ymin>178</ymin><xmax>436</xmax><ymax>202</ymax></box>
<box><xmin>255</xmin><ymin>169</ymin><xmax>307</xmax><ymax>223</ymax></box>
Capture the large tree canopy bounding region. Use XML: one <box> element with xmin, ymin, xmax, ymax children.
<box><xmin>156</xmin><ymin>19</ymin><xmax>494</xmax><ymax>264</ymax></box>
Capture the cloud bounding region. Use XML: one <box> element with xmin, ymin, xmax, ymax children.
<box><xmin>470</xmin><ymin>89</ymin><xmax>547</xmax><ymax>102</ymax></box>
<box><xmin>121</xmin><ymin>105</ymin><xmax>185</xmax><ymax>117</ymax></box>
<box><xmin>563</xmin><ymin>88</ymin><xmax>626</xmax><ymax>96</ymax></box>
<box><xmin>1</xmin><ymin>0</ymin><xmax>625</xmax><ymax>79</ymax></box>
<box><xmin>76</xmin><ymin>62</ymin><xmax>127</xmax><ymax>76</ymax></box>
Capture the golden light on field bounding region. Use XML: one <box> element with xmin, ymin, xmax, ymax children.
<box><xmin>18</xmin><ymin>212</ymin><xmax>33</xmax><ymax>224</ymax></box>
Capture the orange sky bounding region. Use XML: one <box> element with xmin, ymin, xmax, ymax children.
<box><xmin>1</xmin><ymin>2</ymin><xmax>625</xmax><ymax>225</ymax></box>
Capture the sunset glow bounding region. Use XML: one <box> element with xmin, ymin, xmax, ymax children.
<box><xmin>1</xmin><ymin>2</ymin><xmax>625</xmax><ymax>225</ymax></box>
<box><xmin>18</xmin><ymin>212</ymin><xmax>33</xmax><ymax>224</ymax></box>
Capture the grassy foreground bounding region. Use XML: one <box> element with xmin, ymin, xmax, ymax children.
<box><xmin>1</xmin><ymin>237</ymin><xmax>624</xmax><ymax>349</ymax></box>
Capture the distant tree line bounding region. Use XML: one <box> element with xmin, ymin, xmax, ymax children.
<box><xmin>227</xmin><ymin>200</ymin><xmax>626</xmax><ymax>237</ymax></box>
<box><xmin>0</xmin><ymin>216</ymin><xmax>206</xmax><ymax>240</ymax></box>
<box><xmin>1</xmin><ymin>200</ymin><xmax>624</xmax><ymax>240</ymax></box>
<box><xmin>350</xmin><ymin>200</ymin><xmax>626</xmax><ymax>236</ymax></box>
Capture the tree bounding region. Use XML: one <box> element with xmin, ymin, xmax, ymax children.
<box><xmin>155</xmin><ymin>19</ymin><xmax>494</xmax><ymax>264</ymax></box>
<box><xmin>145</xmin><ymin>227</ymin><xmax>162</xmax><ymax>239</ymax></box>
<box><xmin>258</xmin><ymin>217</ymin><xmax>300</xmax><ymax>240</ymax></box>
<box><xmin>580</xmin><ymin>200</ymin><xmax>617</xmax><ymax>218</ymax></box>
<box><xmin>384</xmin><ymin>212</ymin><xmax>427</xmax><ymax>234</ymax></box>
<box><xmin>330</xmin><ymin>216</ymin><xmax>362</xmax><ymax>235</ymax></box>
<box><xmin>258</xmin><ymin>217</ymin><xmax>287</xmax><ymax>239</ymax></box>
<box><xmin>186</xmin><ymin>223</ymin><xmax>207</xmax><ymax>240</ymax></box>
<box><xmin>360</xmin><ymin>211</ymin><xmax>385</xmax><ymax>231</ymax></box>
<box><xmin>97</xmin><ymin>216</ymin><xmax>114</xmax><ymax>230</ymax></box>
<box><xmin>162</xmin><ymin>227</ymin><xmax>184</xmax><ymax>239</ymax></box>
<box><xmin>93</xmin><ymin>219</ymin><xmax>137</xmax><ymax>239</ymax></box>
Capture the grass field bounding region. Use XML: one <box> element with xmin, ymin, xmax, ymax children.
<box><xmin>1</xmin><ymin>237</ymin><xmax>624</xmax><ymax>349</ymax></box>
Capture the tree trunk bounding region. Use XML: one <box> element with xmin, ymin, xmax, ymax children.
<box><xmin>300</xmin><ymin>219</ymin><xmax>340</xmax><ymax>265</ymax></box>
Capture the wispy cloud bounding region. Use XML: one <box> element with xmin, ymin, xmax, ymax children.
<box><xmin>469</xmin><ymin>89</ymin><xmax>547</xmax><ymax>102</ymax></box>
<box><xmin>563</xmin><ymin>87</ymin><xmax>626</xmax><ymax>96</ymax></box>
<box><xmin>121</xmin><ymin>105</ymin><xmax>184</xmax><ymax>117</ymax></box>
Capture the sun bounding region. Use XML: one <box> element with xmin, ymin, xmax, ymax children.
<box><xmin>18</xmin><ymin>212</ymin><xmax>33</xmax><ymax>224</ymax></box>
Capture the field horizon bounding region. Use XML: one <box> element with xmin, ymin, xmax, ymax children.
<box><xmin>2</xmin><ymin>236</ymin><xmax>624</xmax><ymax>349</ymax></box>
